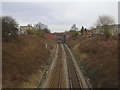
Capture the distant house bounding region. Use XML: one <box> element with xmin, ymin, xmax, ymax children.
<box><xmin>20</xmin><ymin>24</ymin><xmax>33</xmax><ymax>34</ymax></box>
<box><xmin>92</xmin><ymin>26</ymin><xmax>102</xmax><ymax>35</ymax></box>
<box><xmin>92</xmin><ymin>24</ymin><xmax>120</xmax><ymax>35</ymax></box>
<box><xmin>110</xmin><ymin>24</ymin><xmax>120</xmax><ymax>35</ymax></box>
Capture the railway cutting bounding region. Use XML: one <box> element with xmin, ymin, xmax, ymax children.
<box><xmin>39</xmin><ymin>43</ymin><xmax>92</xmax><ymax>89</ymax></box>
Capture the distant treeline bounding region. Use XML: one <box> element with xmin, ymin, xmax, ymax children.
<box><xmin>1</xmin><ymin>16</ymin><xmax>51</xmax><ymax>42</ymax></box>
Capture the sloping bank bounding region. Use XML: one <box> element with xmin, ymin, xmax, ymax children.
<box><xmin>68</xmin><ymin>36</ymin><xmax>118</xmax><ymax>88</ymax></box>
<box><xmin>2</xmin><ymin>35</ymin><xmax>56</xmax><ymax>88</ymax></box>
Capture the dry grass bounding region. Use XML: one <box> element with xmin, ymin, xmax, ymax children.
<box><xmin>2</xmin><ymin>35</ymin><xmax>56</xmax><ymax>88</ymax></box>
<box><xmin>69</xmin><ymin>36</ymin><xmax>118</xmax><ymax>88</ymax></box>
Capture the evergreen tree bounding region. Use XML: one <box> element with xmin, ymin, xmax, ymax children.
<box><xmin>81</xmin><ymin>26</ymin><xmax>84</xmax><ymax>35</ymax></box>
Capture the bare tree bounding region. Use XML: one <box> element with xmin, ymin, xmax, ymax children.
<box><xmin>96</xmin><ymin>15</ymin><xmax>115</xmax><ymax>39</ymax></box>
<box><xmin>97</xmin><ymin>15</ymin><xmax>114</xmax><ymax>26</ymax></box>
<box><xmin>70</xmin><ymin>24</ymin><xmax>78</xmax><ymax>31</ymax></box>
<box><xmin>34</xmin><ymin>22</ymin><xmax>50</xmax><ymax>33</ymax></box>
<box><xmin>34</xmin><ymin>22</ymin><xmax>44</xmax><ymax>30</ymax></box>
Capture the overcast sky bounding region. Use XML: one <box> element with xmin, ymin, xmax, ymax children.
<box><xmin>1</xmin><ymin>1</ymin><xmax>118</xmax><ymax>32</ymax></box>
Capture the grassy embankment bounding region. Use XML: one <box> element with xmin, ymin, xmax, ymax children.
<box><xmin>68</xmin><ymin>35</ymin><xmax>118</xmax><ymax>88</ymax></box>
<box><xmin>3</xmin><ymin>35</ymin><xmax>56</xmax><ymax>88</ymax></box>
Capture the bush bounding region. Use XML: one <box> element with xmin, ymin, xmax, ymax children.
<box><xmin>26</xmin><ymin>29</ymin><xmax>45</xmax><ymax>38</ymax></box>
<box><xmin>35</xmin><ymin>30</ymin><xmax>45</xmax><ymax>38</ymax></box>
<box><xmin>103</xmin><ymin>25</ymin><xmax>111</xmax><ymax>39</ymax></box>
<box><xmin>26</xmin><ymin>29</ymin><xmax>35</xmax><ymax>35</ymax></box>
<box><xmin>96</xmin><ymin>15</ymin><xmax>114</xmax><ymax>40</ymax></box>
<box><xmin>72</xmin><ymin>31</ymin><xmax>79</xmax><ymax>37</ymax></box>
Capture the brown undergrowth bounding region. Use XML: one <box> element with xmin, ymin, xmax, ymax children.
<box><xmin>2</xmin><ymin>35</ymin><xmax>56</xmax><ymax>88</ymax></box>
<box><xmin>68</xmin><ymin>35</ymin><xmax>118</xmax><ymax>88</ymax></box>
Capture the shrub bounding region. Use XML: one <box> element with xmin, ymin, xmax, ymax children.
<box><xmin>26</xmin><ymin>29</ymin><xmax>35</xmax><ymax>35</ymax></box>
<box><xmin>35</xmin><ymin>30</ymin><xmax>45</xmax><ymax>38</ymax></box>
<box><xmin>72</xmin><ymin>31</ymin><xmax>79</xmax><ymax>37</ymax></box>
<box><xmin>26</xmin><ymin>29</ymin><xmax>45</xmax><ymax>38</ymax></box>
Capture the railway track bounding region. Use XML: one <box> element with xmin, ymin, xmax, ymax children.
<box><xmin>63</xmin><ymin>44</ymin><xmax>81</xmax><ymax>88</ymax></box>
<box><xmin>40</xmin><ymin>44</ymin><xmax>91</xmax><ymax>89</ymax></box>
<box><xmin>63</xmin><ymin>44</ymin><xmax>91</xmax><ymax>89</ymax></box>
<box><xmin>47</xmin><ymin>44</ymin><xmax>66</xmax><ymax>88</ymax></box>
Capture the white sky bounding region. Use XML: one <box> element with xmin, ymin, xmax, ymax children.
<box><xmin>1</xmin><ymin>0</ymin><xmax>119</xmax><ymax>33</ymax></box>
<box><xmin>1</xmin><ymin>0</ymin><xmax>119</xmax><ymax>2</ymax></box>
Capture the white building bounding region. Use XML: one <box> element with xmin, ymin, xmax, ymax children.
<box><xmin>92</xmin><ymin>24</ymin><xmax>120</xmax><ymax>35</ymax></box>
<box><xmin>20</xmin><ymin>24</ymin><xmax>33</xmax><ymax>34</ymax></box>
<box><xmin>110</xmin><ymin>24</ymin><xmax>120</xmax><ymax>35</ymax></box>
